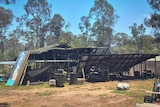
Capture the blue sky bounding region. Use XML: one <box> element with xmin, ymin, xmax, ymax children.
<box><xmin>1</xmin><ymin>0</ymin><xmax>154</xmax><ymax>36</ymax></box>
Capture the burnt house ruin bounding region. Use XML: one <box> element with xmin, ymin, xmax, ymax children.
<box><xmin>18</xmin><ymin>44</ymin><xmax>158</xmax><ymax>84</ymax></box>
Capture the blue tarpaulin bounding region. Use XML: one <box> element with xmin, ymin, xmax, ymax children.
<box><xmin>0</xmin><ymin>78</ymin><xmax>3</xmax><ymax>81</ymax></box>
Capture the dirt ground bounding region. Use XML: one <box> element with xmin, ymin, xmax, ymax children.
<box><xmin>0</xmin><ymin>81</ymin><xmax>136</xmax><ymax>107</ymax></box>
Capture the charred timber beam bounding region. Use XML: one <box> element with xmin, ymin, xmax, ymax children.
<box><xmin>28</xmin><ymin>60</ymin><xmax>77</xmax><ymax>63</ymax></box>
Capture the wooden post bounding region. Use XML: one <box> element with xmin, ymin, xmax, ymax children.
<box><xmin>141</xmin><ymin>63</ymin><xmax>143</xmax><ymax>78</ymax></box>
<box><xmin>107</xmin><ymin>64</ymin><xmax>110</xmax><ymax>81</ymax></box>
<box><xmin>155</xmin><ymin>57</ymin><xmax>157</xmax><ymax>78</ymax></box>
<box><xmin>20</xmin><ymin>62</ymin><xmax>28</xmax><ymax>85</ymax></box>
<box><xmin>82</xmin><ymin>67</ymin><xmax>85</xmax><ymax>80</ymax></box>
<box><xmin>67</xmin><ymin>53</ymin><xmax>70</xmax><ymax>73</ymax></box>
<box><xmin>145</xmin><ymin>61</ymin><xmax>147</xmax><ymax>71</ymax></box>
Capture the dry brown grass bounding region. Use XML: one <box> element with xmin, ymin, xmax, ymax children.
<box><xmin>0</xmin><ymin>79</ymin><xmax>154</xmax><ymax>107</ymax></box>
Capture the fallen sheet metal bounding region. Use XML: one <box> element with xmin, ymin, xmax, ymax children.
<box><xmin>6</xmin><ymin>51</ymin><xmax>30</xmax><ymax>86</ymax></box>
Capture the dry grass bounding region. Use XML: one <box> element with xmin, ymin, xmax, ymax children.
<box><xmin>0</xmin><ymin>79</ymin><xmax>154</xmax><ymax>107</ymax></box>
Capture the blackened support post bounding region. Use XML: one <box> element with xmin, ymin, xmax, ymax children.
<box><xmin>141</xmin><ymin>63</ymin><xmax>143</xmax><ymax>78</ymax></box>
<box><xmin>107</xmin><ymin>64</ymin><xmax>110</xmax><ymax>81</ymax></box>
<box><xmin>155</xmin><ymin>57</ymin><xmax>157</xmax><ymax>78</ymax></box>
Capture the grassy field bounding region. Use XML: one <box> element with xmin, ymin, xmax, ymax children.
<box><xmin>112</xmin><ymin>79</ymin><xmax>153</xmax><ymax>103</ymax></box>
<box><xmin>0</xmin><ymin>79</ymin><xmax>155</xmax><ymax>107</ymax></box>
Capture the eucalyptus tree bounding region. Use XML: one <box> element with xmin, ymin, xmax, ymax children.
<box><xmin>112</xmin><ymin>32</ymin><xmax>136</xmax><ymax>54</ymax></box>
<box><xmin>17</xmin><ymin>0</ymin><xmax>52</xmax><ymax>48</ymax></box>
<box><xmin>79</xmin><ymin>16</ymin><xmax>90</xmax><ymax>35</ymax></box>
<box><xmin>70</xmin><ymin>35</ymin><xmax>86</xmax><ymax>48</ymax></box>
<box><xmin>0</xmin><ymin>0</ymin><xmax>15</xmax><ymax>4</ymax></box>
<box><xmin>79</xmin><ymin>0</ymin><xmax>118</xmax><ymax>49</ymax></box>
<box><xmin>79</xmin><ymin>16</ymin><xmax>91</xmax><ymax>45</ymax></box>
<box><xmin>114</xmin><ymin>32</ymin><xmax>128</xmax><ymax>47</ymax></box>
<box><xmin>79</xmin><ymin>16</ymin><xmax>97</xmax><ymax>47</ymax></box>
<box><xmin>145</xmin><ymin>0</ymin><xmax>160</xmax><ymax>30</ymax></box>
<box><xmin>129</xmin><ymin>23</ymin><xmax>146</xmax><ymax>53</ymax></box>
<box><xmin>143</xmin><ymin>35</ymin><xmax>157</xmax><ymax>53</ymax></box>
<box><xmin>59</xmin><ymin>32</ymin><xmax>73</xmax><ymax>46</ymax></box>
<box><xmin>6</xmin><ymin>30</ymin><xmax>25</xmax><ymax>60</ymax></box>
<box><xmin>0</xmin><ymin>6</ymin><xmax>13</xmax><ymax>55</ymax></box>
<box><xmin>144</xmin><ymin>0</ymin><xmax>160</xmax><ymax>51</ymax></box>
<box><xmin>47</xmin><ymin>14</ymin><xmax>65</xmax><ymax>44</ymax></box>
<box><xmin>89</xmin><ymin>0</ymin><xmax>118</xmax><ymax>48</ymax></box>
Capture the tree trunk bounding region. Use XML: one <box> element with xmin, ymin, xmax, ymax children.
<box><xmin>40</xmin><ymin>36</ymin><xmax>45</xmax><ymax>48</ymax></box>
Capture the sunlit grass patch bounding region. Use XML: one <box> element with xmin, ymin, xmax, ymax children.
<box><xmin>125</xmin><ymin>79</ymin><xmax>154</xmax><ymax>90</ymax></box>
<box><xmin>0</xmin><ymin>81</ymin><xmax>5</xmax><ymax>87</ymax></box>
<box><xmin>112</xmin><ymin>89</ymin><xmax>151</xmax><ymax>103</ymax></box>
<box><xmin>0</xmin><ymin>82</ymin><xmax>50</xmax><ymax>90</ymax></box>
<box><xmin>111</xmin><ymin>79</ymin><xmax>154</xmax><ymax>103</ymax></box>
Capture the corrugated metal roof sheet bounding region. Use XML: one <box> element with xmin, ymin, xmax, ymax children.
<box><xmin>78</xmin><ymin>54</ymin><xmax>158</xmax><ymax>73</ymax></box>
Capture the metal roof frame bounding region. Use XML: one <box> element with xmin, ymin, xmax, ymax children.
<box><xmin>78</xmin><ymin>54</ymin><xmax>159</xmax><ymax>74</ymax></box>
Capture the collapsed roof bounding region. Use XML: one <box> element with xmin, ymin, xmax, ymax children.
<box><xmin>28</xmin><ymin>44</ymin><xmax>158</xmax><ymax>74</ymax></box>
<box><xmin>29</xmin><ymin>44</ymin><xmax>109</xmax><ymax>60</ymax></box>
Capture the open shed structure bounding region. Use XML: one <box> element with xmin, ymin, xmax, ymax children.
<box><xmin>18</xmin><ymin>44</ymin><xmax>157</xmax><ymax>83</ymax></box>
<box><xmin>25</xmin><ymin>44</ymin><xmax>110</xmax><ymax>83</ymax></box>
<box><xmin>78</xmin><ymin>54</ymin><xmax>159</xmax><ymax>81</ymax></box>
<box><xmin>5</xmin><ymin>44</ymin><xmax>159</xmax><ymax>85</ymax></box>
